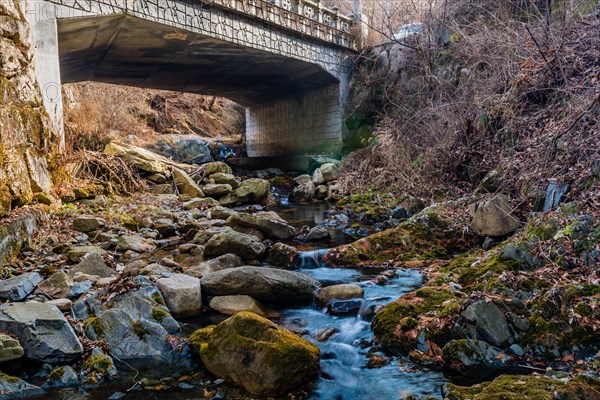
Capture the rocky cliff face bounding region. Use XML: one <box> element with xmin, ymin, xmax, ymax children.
<box><xmin>0</xmin><ymin>0</ymin><xmax>60</xmax><ymax>217</ymax></box>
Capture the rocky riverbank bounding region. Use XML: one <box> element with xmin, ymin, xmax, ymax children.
<box><xmin>0</xmin><ymin>141</ymin><xmax>599</xmax><ymax>399</ymax></box>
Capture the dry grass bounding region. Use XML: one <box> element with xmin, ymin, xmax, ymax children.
<box><xmin>338</xmin><ymin>0</ymin><xmax>600</xmax><ymax>210</ymax></box>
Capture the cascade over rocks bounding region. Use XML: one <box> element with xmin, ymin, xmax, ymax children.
<box><xmin>189</xmin><ymin>312</ymin><xmax>320</xmax><ymax>396</ymax></box>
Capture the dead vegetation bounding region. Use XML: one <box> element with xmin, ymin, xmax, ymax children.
<box><xmin>338</xmin><ymin>0</ymin><xmax>600</xmax><ymax>213</ymax></box>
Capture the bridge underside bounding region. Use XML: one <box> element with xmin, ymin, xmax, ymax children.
<box><xmin>52</xmin><ymin>14</ymin><xmax>345</xmax><ymax>157</ymax></box>
<box><xmin>58</xmin><ymin>15</ymin><xmax>338</xmax><ymax>107</ymax></box>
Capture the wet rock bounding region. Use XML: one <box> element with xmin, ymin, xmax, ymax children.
<box><xmin>0</xmin><ymin>333</ymin><xmax>24</xmax><ymax>363</ymax></box>
<box><xmin>66</xmin><ymin>246</ymin><xmax>106</xmax><ymax>262</ymax></box>
<box><xmin>293</xmin><ymin>174</ymin><xmax>312</xmax><ymax>185</ymax></box>
<box><xmin>204</xmin><ymin>230</ymin><xmax>265</xmax><ymax>260</ymax></box>
<box><xmin>305</xmin><ymin>226</ymin><xmax>331</xmax><ymax>242</ymax></box>
<box><xmin>328</xmin><ymin>299</ymin><xmax>364</xmax><ymax>316</ymax></box>
<box><xmin>0</xmin><ymin>272</ymin><xmax>42</xmax><ymax>301</ymax></box>
<box><xmin>116</xmin><ymin>235</ymin><xmax>156</xmax><ymax>253</ymax></box>
<box><xmin>35</xmin><ymin>272</ymin><xmax>74</xmax><ymax>299</ymax></box>
<box><xmin>83</xmin><ymin>278</ymin><xmax>186</xmax><ymax>362</ymax></box>
<box><xmin>201</xmin><ymin>266</ymin><xmax>319</xmax><ymax>305</ymax></box>
<box><xmin>316</xmin><ymin>284</ymin><xmax>364</xmax><ymax>308</ymax></box>
<box><xmin>219</xmin><ymin>178</ymin><xmax>270</xmax><ymax>207</ymax></box>
<box><xmin>226</xmin><ymin>213</ymin><xmax>296</xmax><ymax>240</ymax></box>
<box><xmin>470</xmin><ymin>194</ymin><xmax>520</xmax><ymax>237</ymax></box>
<box><xmin>202</xmin><ymin>161</ymin><xmax>232</xmax><ymax>176</ymax></box>
<box><xmin>210</xmin><ymin>173</ymin><xmax>240</xmax><ymax>189</ymax></box>
<box><xmin>189</xmin><ymin>312</ymin><xmax>320</xmax><ymax>395</ymax></box>
<box><xmin>156</xmin><ymin>274</ymin><xmax>202</xmax><ymax>317</ymax></box>
<box><xmin>265</xmin><ymin>243</ymin><xmax>300</xmax><ymax>269</ymax></box>
<box><xmin>0</xmin><ymin>302</ymin><xmax>83</xmax><ymax>363</ymax></box>
<box><xmin>442</xmin><ymin>339</ymin><xmax>518</xmax><ymax>384</ymax></box>
<box><xmin>203</xmin><ymin>183</ymin><xmax>232</xmax><ymax>197</ymax></box>
<box><xmin>0</xmin><ymin>372</ymin><xmax>44</xmax><ymax>399</ymax></box>
<box><xmin>453</xmin><ymin>300</ymin><xmax>528</xmax><ymax>347</ymax></box>
<box><xmin>312</xmin><ymin>163</ymin><xmax>339</xmax><ymax>184</ymax></box>
<box><xmin>72</xmin><ymin>215</ymin><xmax>106</xmax><ymax>233</ymax></box>
<box><xmin>391</xmin><ymin>206</ymin><xmax>409</xmax><ymax>219</ymax></box>
<box><xmin>290</xmin><ymin>182</ymin><xmax>315</xmax><ymax>204</ymax></box>
<box><xmin>154</xmin><ymin>220</ymin><xmax>178</xmax><ymax>238</ymax></box>
<box><xmin>43</xmin><ymin>365</ymin><xmax>79</xmax><ymax>389</ymax></box>
<box><xmin>313</xmin><ymin>327</ymin><xmax>339</xmax><ymax>342</ymax></box>
<box><xmin>185</xmin><ymin>253</ymin><xmax>243</xmax><ymax>278</ymax></box>
<box><xmin>173</xmin><ymin>168</ymin><xmax>205</xmax><ymax>199</ymax></box>
<box><xmin>209</xmin><ymin>295</ymin><xmax>275</xmax><ymax>318</ymax></box>
<box><xmin>69</xmin><ymin>253</ymin><xmax>117</xmax><ymax>278</ymax></box>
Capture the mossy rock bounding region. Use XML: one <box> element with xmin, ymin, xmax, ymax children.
<box><xmin>371</xmin><ymin>287</ymin><xmax>462</xmax><ymax>355</ymax></box>
<box><xmin>189</xmin><ymin>311</ymin><xmax>320</xmax><ymax>396</ymax></box>
<box><xmin>326</xmin><ymin>206</ymin><xmax>474</xmax><ymax>266</ymax></box>
<box><xmin>445</xmin><ymin>374</ymin><xmax>600</xmax><ymax>400</ymax></box>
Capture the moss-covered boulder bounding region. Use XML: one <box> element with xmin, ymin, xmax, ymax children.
<box><xmin>219</xmin><ymin>178</ymin><xmax>270</xmax><ymax>207</ymax></box>
<box><xmin>371</xmin><ymin>287</ymin><xmax>463</xmax><ymax>356</ymax></box>
<box><xmin>189</xmin><ymin>312</ymin><xmax>320</xmax><ymax>396</ymax></box>
<box><xmin>325</xmin><ymin>205</ymin><xmax>474</xmax><ymax>266</ymax></box>
<box><xmin>445</xmin><ymin>374</ymin><xmax>600</xmax><ymax>400</ymax></box>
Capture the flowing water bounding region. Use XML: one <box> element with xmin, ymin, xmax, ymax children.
<box><xmin>40</xmin><ymin>201</ymin><xmax>446</xmax><ymax>400</ymax></box>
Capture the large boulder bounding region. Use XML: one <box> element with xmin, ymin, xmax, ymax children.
<box><xmin>0</xmin><ymin>303</ymin><xmax>83</xmax><ymax>363</ymax></box>
<box><xmin>290</xmin><ymin>182</ymin><xmax>315</xmax><ymax>204</ymax></box>
<box><xmin>149</xmin><ymin>134</ymin><xmax>213</xmax><ymax>164</ymax></box>
<box><xmin>209</xmin><ymin>295</ymin><xmax>274</xmax><ymax>318</ymax></box>
<box><xmin>312</xmin><ymin>163</ymin><xmax>339</xmax><ymax>184</ymax></box>
<box><xmin>316</xmin><ymin>284</ymin><xmax>364</xmax><ymax>308</ymax></box>
<box><xmin>470</xmin><ymin>194</ymin><xmax>520</xmax><ymax>237</ymax></box>
<box><xmin>226</xmin><ymin>213</ymin><xmax>296</xmax><ymax>240</ymax></box>
<box><xmin>0</xmin><ymin>272</ymin><xmax>42</xmax><ymax>301</ymax></box>
<box><xmin>200</xmin><ymin>266</ymin><xmax>319</xmax><ymax>305</ymax></box>
<box><xmin>68</xmin><ymin>253</ymin><xmax>117</xmax><ymax>278</ymax></box>
<box><xmin>190</xmin><ymin>312</ymin><xmax>320</xmax><ymax>395</ymax></box>
<box><xmin>81</xmin><ymin>278</ymin><xmax>188</xmax><ymax>362</ymax></box>
<box><xmin>104</xmin><ymin>141</ymin><xmax>172</xmax><ymax>174</ymax></box>
<box><xmin>156</xmin><ymin>274</ymin><xmax>202</xmax><ymax>317</ymax></box>
<box><xmin>0</xmin><ymin>333</ymin><xmax>24</xmax><ymax>363</ymax></box>
<box><xmin>442</xmin><ymin>339</ymin><xmax>519</xmax><ymax>384</ymax></box>
<box><xmin>204</xmin><ymin>230</ymin><xmax>266</xmax><ymax>260</ymax></box>
<box><xmin>452</xmin><ymin>299</ymin><xmax>528</xmax><ymax>348</ymax></box>
<box><xmin>185</xmin><ymin>253</ymin><xmax>243</xmax><ymax>278</ymax></box>
<box><xmin>173</xmin><ymin>168</ymin><xmax>205</xmax><ymax>199</ymax></box>
<box><xmin>219</xmin><ymin>178</ymin><xmax>270</xmax><ymax>206</ymax></box>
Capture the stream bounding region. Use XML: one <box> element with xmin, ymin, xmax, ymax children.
<box><xmin>40</xmin><ymin>201</ymin><xmax>447</xmax><ymax>400</ymax></box>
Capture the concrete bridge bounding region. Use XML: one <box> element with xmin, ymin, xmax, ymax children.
<box><xmin>23</xmin><ymin>0</ymin><xmax>359</xmax><ymax>157</ymax></box>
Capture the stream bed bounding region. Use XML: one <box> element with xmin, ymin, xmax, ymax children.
<box><xmin>40</xmin><ymin>201</ymin><xmax>447</xmax><ymax>400</ymax></box>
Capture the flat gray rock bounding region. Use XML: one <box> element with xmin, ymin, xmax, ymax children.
<box><xmin>0</xmin><ymin>302</ymin><xmax>83</xmax><ymax>363</ymax></box>
<box><xmin>0</xmin><ymin>272</ymin><xmax>43</xmax><ymax>301</ymax></box>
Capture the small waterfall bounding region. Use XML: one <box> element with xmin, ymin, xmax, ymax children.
<box><xmin>298</xmin><ymin>249</ymin><xmax>328</xmax><ymax>269</ymax></box>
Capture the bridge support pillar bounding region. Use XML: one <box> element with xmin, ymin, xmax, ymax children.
<box><xmin>245</xmin><ymin>84</ymin><xmax>342</xmax><ymax>157</ymax></box>
<box><xmin>22</xmin><ymin>0</ymin><xmax>65</xmax><ymax>150</ymax></box>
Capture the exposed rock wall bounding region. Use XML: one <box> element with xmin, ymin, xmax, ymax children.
<box><xmin>0</xmin><ymin>0</ymin><xmax>59</xmax><ymax>217</ymax></box>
